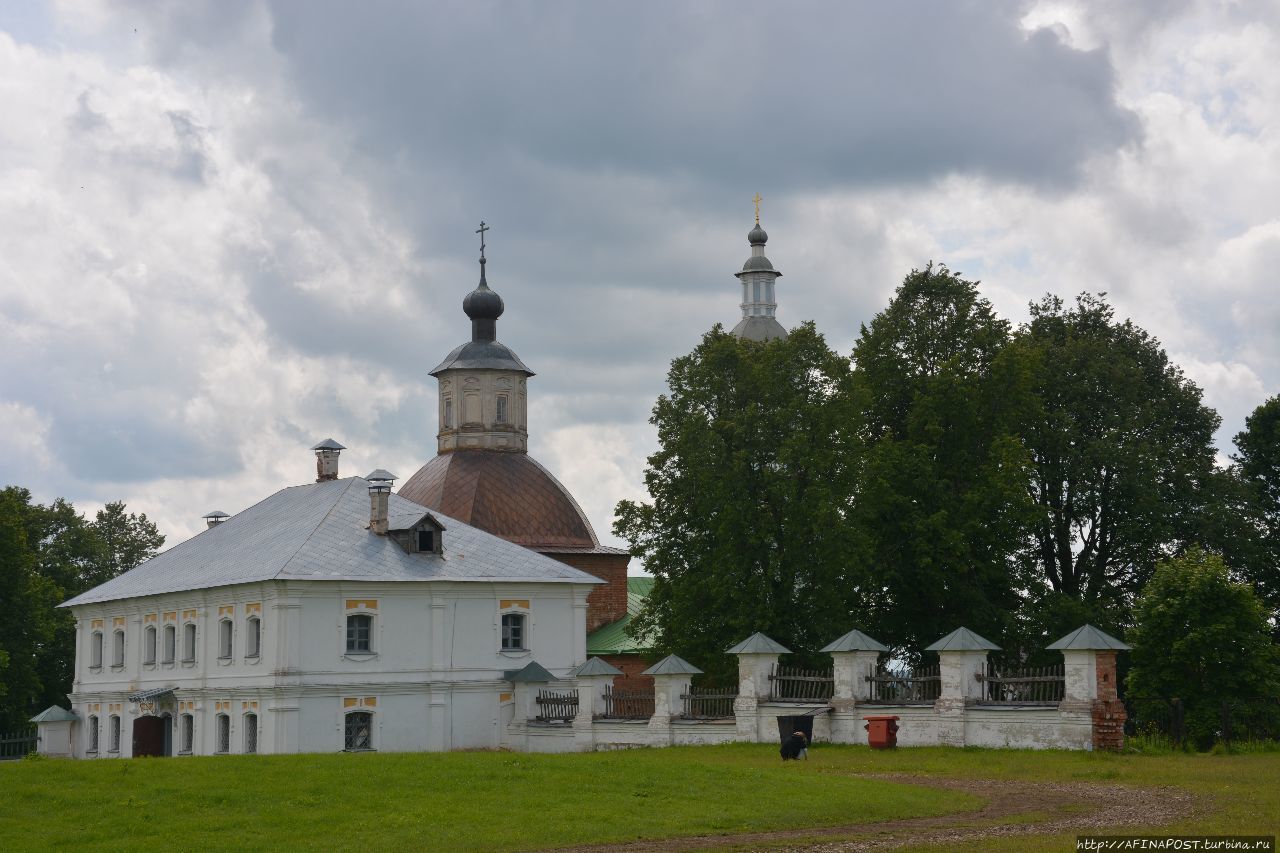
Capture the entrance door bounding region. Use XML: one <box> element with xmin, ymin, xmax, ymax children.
<box><xmin>132</xmin><ymin>716</ymin><xmax>165</xmax><ymax>757</ymax></box>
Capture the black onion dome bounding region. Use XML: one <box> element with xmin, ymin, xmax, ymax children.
<box><xmin>463</xmin><ymin>271</ymin><xmax>504</xmax><ymax>321</ymax></box>
<box><xmin>748</xmin><ymin>224</ymin><xmax>768</xmax><ymax>245</ymax></box>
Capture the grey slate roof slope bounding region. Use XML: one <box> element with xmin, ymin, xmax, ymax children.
<box><xmin>1047</xmin><ymin>624</ymin><xmax>1130</xmax><ymax>651</ymax></box>
<box><xmin>571</xmin><ymin>657</ymin><xmax>624</xmax><ymax>677</ymax></box>
<box><xmin>925</xmin><ymin>627</ymin><xmax>1001</xmax><ymax>652</ymax></box>
<box><xmin>821</xmin><ymin>628</ymin><xmax>890</xmax><ymax>653</ymax></box>
<box><xmin>62</xmin><ymin>477</ymin><xmax>603</xmax><ymax>607</ymax></box>
<box><xmin>642</xmin><ymin>654</ymin><xmax>702</xmax><ymax>676</ymax></box>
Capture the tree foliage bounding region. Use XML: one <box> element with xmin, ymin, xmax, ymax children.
<box><xmin>0</xmin><ymin>488</ymin><xmax>163</xmax><ymax>726</ymax></box>
<box><xmin>849</xmin><ymin>263</ymin><xmax>1036</xmax><ymax>654</ymax></box>
<box><xmin>614</xmin><ymin>323</ymin><xmax>864</xmax><ymax>678</ymax></box>
<box><xmin>1230</xmin><ymin>395</ymin><xmax>1280</xmax><ymax>612</ymax></box>
<box><xmin>1127</xmin><ymin>548</ymin><xmax>1280</xmax><ymax>745</ymax></box>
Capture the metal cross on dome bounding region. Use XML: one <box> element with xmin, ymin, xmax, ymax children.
<box><xmin>476</xmin><ymin>220</ymin><xmax>490</xmax><ymax>261</ymax></box>
<box><xmin>752</xmin><ymin>193</ymin><xmax>762</xmax><ymax>224</ymax></box>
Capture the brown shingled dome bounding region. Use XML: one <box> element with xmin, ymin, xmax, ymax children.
<box><xmin>398</xmin><ymin>450</ymin><xmax>599</xmax><ymax>549</ymax></box>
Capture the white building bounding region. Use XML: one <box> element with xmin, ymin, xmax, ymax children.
<box><xmin>59</xmin><ymin>451</ymin><xmax>601</xmax><ymax>758</ymax></box>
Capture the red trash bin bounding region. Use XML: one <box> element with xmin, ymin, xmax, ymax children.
<box><xmin>863</xmin><ymin>715</ymin><xmax>900</xmax><ymax>749</ymax></box>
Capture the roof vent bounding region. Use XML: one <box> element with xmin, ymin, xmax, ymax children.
<box><xmin>366</xmin><ymin>469</ymin><xmax>397</xmax><ymax>535</ymax></box>
<box><xmin>202</xmin><ymin>510</ymin><xmax>229</xmax><ymax>529</ymax></box>
<box><xmin>311</xmin><ymin>438</ymin><xmax>346</xmax><ymax>482</ymax></box>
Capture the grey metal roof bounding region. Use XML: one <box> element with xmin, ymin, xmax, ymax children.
<box><xmin>127</xmin><ymin>686</ymin><xmax>176</xmax><ymax>702</ymax></box>
<box><xmin>730</xmin><ymin>316</ymin><xmax>787</xmax><ymax>342</ymax></box>
<box><xmin>386</xmin><ymin>510</ymin><xmax>436</xmax><ymax>532</ymax></box>
<box><xmin>725</xmin><ymin>632</ymin><xmax>791</xmax><ymax>654</ymax></box>
<box><xmin>821</xmin><ymin>628</ymin><xmax>889</xmax><ymax>653</ymax></box>
<box><xmin>30</xmin><ymin>705</ymin><xmax>79</xmax><ymax>723</ymax></box>
<box><xmin>738</xmin><ymin>255</ymin><xmax>777</xmax><ymax>273</ymax></box>
<box><xmin>1047</xmin><ymin>624</ymin><xmax>1130</xmax><ymax>651</ymax></box>
<box><xmin>429</xmin><ymin>340</ymin><xmax>534</xmax><ymax>376</ymax></box>
<box><xmin>310</xmin><ymin>438</ymin><xmax>346</xmax><ymax>451</ymax></box>
<box><xmin>925</xmin><ymin>627</ymin><xmax>1001</xmax><ymax>652</ymax></box>
<box><xmin>202</xmin><ymin>511</ymin><xmax>229</xmax><ymax>520</ymax></box>
<box><xmin>504</xmin><ymin>661</ymin><xmax>556</xmax><ymax>682</ymax></box>
<box><xmin>61</xmin><ymin>477</ymin><xmax>603</xmax><ymax>607</ymax></box>
<box><xmin>641</xmin><ymin>654</ymin><xmax>703</xmax><ymax>676</ymax></box>
<box><xmin>365</xmin><ymin>469</ymin><xmax>397</xmax><ymax>482</ymax></box>
<box><xmin>571</xmin><ymin>657</ymin><xmax>624</xmax><ymax>677</ymax></box>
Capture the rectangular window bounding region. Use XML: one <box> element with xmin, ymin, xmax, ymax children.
<box><xmin>163</xmin><ymin>625</ymin><xmax>176</xmax><ymax>663</ymax></box>
<box><xmin>182</xmin><ymin>623</ymin><xmax>197</xmax><ymax>662</ymax></box>
<box><xmin>246</xmin><ymin>617</ymin><xmax>261</xmax><ymax>658</ymax></box>
<box><xmin>88</xmin><ymin>716</ymin><xmax>99</xmax><ymax>753</ymax></box>
<box><xmin>345</xmin><ymin>712</ymin><xmax>372</xmax><ymax>751</ymax></box>
<box><xmin>218</xmin><ymin>620</ymin><xmax>233</xmax><ymax>659</ymax></box>
<box><xmin>444</xmin><ymin>398</ymin><xmax>453</xmax><ymax>428</ymax></box>
<box><xmin>417</xmin><ymin>529</ymin><xmax>434</xmax><ymax>552</ymax></box>
<box><xmin>144</xmin><ymin>626</ymin><xmax>157</xmax><ymax>664</ymax></box>
<box><xmin>90</xmin><ymin>632</ymin><xmax>103</xmax><ymax>668</ymax></box>
<box><xmin>496</xmin><ymin>395</ymin><xmax>508</xmax><ymax>424</ymax></box>
<box><xmin>346</xmin><ymin>614</ymin><xmax>372</xmax><ymax>653</ymax></box>
<box><xmin>109</xmin><ymin>715</ymin><xmax>120</xmax><ymax>753</ymax></box>
<box><xmin>180</xmin><ymin>714</ymin><xmax>194</xmax><ymax>754</ymax></box>
<box><xmin>501</xmin><ymin>613</ymin><xmax>525</xmax><ymax>650</ymax></box>
<box><xmin>216</xmin><ymin>714</ymin><xmax>230</xmax><ymax>754</ymax></box>
<box><xmin>112</xmin><ymin>630</ymin><xmax>125</xmax><ymax>667</ymax></box>
<box><xmin>244</xmin><ymin>714</ymin><xmax>258</xmax><ymax>754</ymax></box>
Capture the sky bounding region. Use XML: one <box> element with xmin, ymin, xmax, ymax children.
<box><xmin>1</xmin><ymin>0</ymin><xmax>1277</xmax><ymax>553</ymax></box>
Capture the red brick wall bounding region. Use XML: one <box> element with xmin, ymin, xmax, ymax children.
<box><xmin>543</xmin><ymin>552</ymin><xmax>630</xmax><ymax>633</ymax></box>
<box><xmin>601</xmin><ymin>653</ymin><xmax>654</xmax><ymax>691</ymax></box>
<box><xmin>1092</xmin><ymin>651</ymin><xmax>1126</xmax><ymax>751</ymax></box>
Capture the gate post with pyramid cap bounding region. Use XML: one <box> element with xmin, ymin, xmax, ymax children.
<box><xmin>1048</xmin><ymin>624</ymin><xmax>1130</xmax><ymax>751</ymax></box>
<box><xmin>571</xmin><ymin>657</ymin><xmax>623</xmax><ymax>751</ymax></box>
<box><xmin>728</xmin><ymin>632</ymin><xmax>790</xmax><ymax>742</ymax></box>
<box><xmin>928</xmin><ymin>627</ymin><xmax>999</xmax><ymax>747</ymax></box>
<box><xmin>644</xmin><ymin>655</ymin><xmax>702</xmax><ymax>746</ymax></box>
<box><xmin>822</xmin><ymin>628</ymin><xmax>889</xmax><ymax>744</ymax></box>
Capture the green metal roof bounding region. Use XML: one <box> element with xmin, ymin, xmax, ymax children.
<box><xmin>642</xmin><ymin>654</ymin><xmax>703</xmax><ymax>676</ymax></box>
<box><xmin>30</xmin><ymin>705</ymin><xmax>78</xmax><ymax>723</ymax></box>
<box><xmin>725</xmin><ymin>632</ymin><xmax>791</xmax><ymax>654</ymax></box>
<box><xmin>925</xmin><ymin>627</ymin><xmax>1001</xmax><ymax>652</ymax></box>
<box><xmin>571</xmin><ymin>657</ymin><xmax>624</xmax><ymax>677</ymax></box>
<box><xmin>586</xmin><ymin>577</ymin><xmax>655</xmax><ymax>655</ymax></box>
<box><xmin>504</xmin><ymin>661</ymin><xmax>556</xmax><ymax>682</ymax></box>
<box><xmin>1047</xmin><ymin>624</ymin><xmax>1130</xmax><ymax>651</ymax></box>
<box><xmin>820</xmin><ymin>628</ymin><xmax>889</xmax><ymax>653</ymax></box>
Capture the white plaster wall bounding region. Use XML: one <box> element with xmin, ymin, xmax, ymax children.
<box><xmin>965</xmin><ymin>708</ymin><xmax>1093</xmax><ymax>750</ymax></box>
<box><xmin>671</xmin><ymin>722</ymin><xmax>738</xmax><ymax>746</ymax></box>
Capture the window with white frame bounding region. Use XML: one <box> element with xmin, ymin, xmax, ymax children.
<box><xmin>500</xmin><ymin>613</ymin><xmax>526</xmax><ymax>650</ymax></box>
<box><xmin>245</xmin><ymin>616</ymin><xmax>261</xmax><ymax>658</ymax></box>
<box><xmin>215</xmin><ymin>714</ymin><xmax>230</xmax><ymax>754</ymax></box>
<box><xmin>112</xmin><ymin>629</ymin><xmax>125</xmax><ymax>667</ymax></box>
<box><xmin>344</xmin><ymin>711</ymin><xmax>372</xmax><ymax>751</ymax></box>
<box><xmin>90</xmin><ymin>631</ymin><xmax>103</xmax><ymax>668</ymax></box>
<box><xmin>243</xmin><ymin>713</ymin><xmax>258</xmax><ymax>754</ymax></box>
<box><xmin>108</xmin><ymin>715</ymin><xmax>120</xmax><ymax>753</ymax></box>
<box><xmin>495</xmin><ymin>394</ymin><xmax>508</xmax><ymax>424</ymax></box>
<box><xmin>163</xmin><ymin>625</ymin><xmax>176</xmax><ymax>663</ymax></box>
<box><xmin>87</xmin><ymin>715</ymin><xmax>99</xmax><ymax>753</ymax></box>
<box><xmin>144</xmin><ymin>625</ymin><xmax>157</xmax><ymax>664</ymax></box>
<box><xmin>346</xmin><ymin>613</ymin><xmax>372</xmax><ymax>654</ymax></box>
<box><xmin>182</xmin><ymin>623</ymin><xmax>197</xmax><ymax>662</ymax></box>
<box><xmin>180</xmin><ymin>713</ymin><xmax>194</xmax><ymax>754</ymax></box>
<box><xmin>218</xmin><ymin>619</ymin><xmax>233</xmax><ymax>659</ymax></box>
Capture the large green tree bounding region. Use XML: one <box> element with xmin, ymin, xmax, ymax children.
<box><xmin>1015</xmin><ymin>294</ymin><xmax>1222</xmax><ymax>634</ymax></box>
<box><xmin>615</xmin><ymin>323</ymin><xmax>865</xmax><ymax>678</ymax></box>
<box><xmin>1231</xmin><ymin>395</ymin><xmax>1280</xmax><ymax>612</ymax></box>
<box><xmin>1127</xmin><ymin>548</ymin><xmax>1280</xmax><ymax>746</ymax></box>
<box><xmin>0</xmin><ymin>488</ymin><xmax>163</xmax><ymax>725</ymax></box>
<box><xmin>849</xmin><ymin>263</ymin><xmax>1036</xmax><ymax>654</ymax></box>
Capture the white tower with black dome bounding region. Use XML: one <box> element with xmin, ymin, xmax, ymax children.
<box><xmin>731</xmin><ymin>197</ymin><xmax>786</xmax><ymax>342</ymax></box>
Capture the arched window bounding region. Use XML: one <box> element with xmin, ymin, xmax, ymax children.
<box><xmin>501</xmin><ymin>613</ymin><xmax>526</xmax><ymax>651</ymax></box>
<box><xmin>245</xmin><ymin>616</ymin><xmax>261</xmax><ymax>658</ymax></box>
<box><xmin>163</xmin><ymin>625</ymin><xmax>176</xmax><ymax>663</ymax></box>
<box><xmin>346</xmin><ymin>613</ymin><xmax>372</xmax><ymax>654</ymax></box>
<box><xmin>344</xmin><ymin>711</ymin><xmax>372</xmax><ymax>751</ymax></box>
<box><xmin>144</xmin><ymin>625</ymin><xmax>157</xmax><ymax>664</ymax></box>
<box><xmin>87</xmin><ymin>715</ymin><xmax>99</xmax><ymax>753</ymax></box>
<box><xmin>243</xmin><ymin>713</ymin><xmax>258</xmax><ymax>754</ymax></box>
<box><xmin>90</xmin><ymin>632</ymin><xmax>103</xmax><ymax>668</ymax></box>
<box><xmin>108</xmin><ymin>715</ymin><xmax>120</xmax><ymax>753</ymax></box>
<box><xmin>215</xmin><ymin>714</ymin><xmax>230</xmax><ymax>754</ymax></box>
<box><xmin>218</xmin><ymin>619</ymin><xmax>233</xmax><ymax>659</ymax></box>
<box><xmin>180</xmin><ymin>713</ymin><xmax>194</xmax><ymax>754</ymax></box>
<box><xmin>182</xmin><ymin>623</ymin><xmax>197</xmax><ymax>662</ymax></box>
<box><xmin>112</xmin><ymin>629</ymin><xmax>125</xmax><ymax>667</ymax></box>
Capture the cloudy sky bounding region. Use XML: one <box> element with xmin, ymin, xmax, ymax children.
<box><xmin>1</xmin><ymin>1</ymin><xmax>1277</xmax><ymax>553</ymax></box>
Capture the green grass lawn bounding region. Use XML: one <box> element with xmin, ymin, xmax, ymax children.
<box><xmin>0</xmin><ymin>745</ymin><xmax>974</xmax><ymax>850</ymax></box>
<box><xmin>2</xmin><ymin>744</ymin><xmax>1277</xmax><ymax>851</ymax></box>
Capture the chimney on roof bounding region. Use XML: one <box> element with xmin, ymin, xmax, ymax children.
<box><xmin>311</xmin><ymin>438</ymin><xmax>346</xmax><ymax>482</ymax></box>
<box><xmin>202</xmin><ymin>511</ymin><xmax>229</xmax><ymax>529</ymax></box>
<box><xmin>366</xmin><ymin>469</ymin><xmax>396</xmax><ymax>535</ymax></box>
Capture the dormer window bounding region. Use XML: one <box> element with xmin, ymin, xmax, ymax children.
<box><xmin>417</xmin><ymin>529</ymin><xmax>434</xmax><ymax>552</ymax></box>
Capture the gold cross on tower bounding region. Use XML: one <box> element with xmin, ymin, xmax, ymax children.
<box><xmin>476</xmin><ymin>220</ymin><xmax>490</xmax><ymax>261</ymax></box>
<box><xmin>752</xmin><ymin>193</ymin><xmax>762</xmax><ymax>224</ymax></box>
